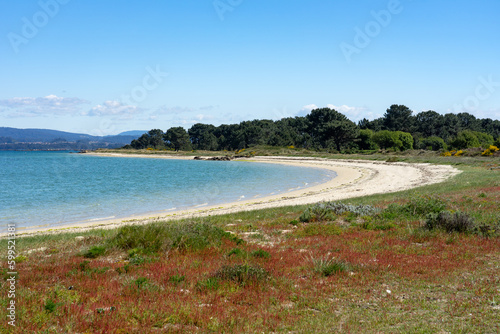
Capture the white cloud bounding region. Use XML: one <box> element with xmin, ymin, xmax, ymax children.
<box><xmin>0</xmin><ymin>95</ymin><xmax>89</xmax><ymax>116</ymax></box>
<box><xmin>83</xmin><ymin>101</ymin><xmax>144</xmax><ymax>117</ymax></box>
<box><xmin>300</xmin><ymin>104</ymin><xmax>318</xmax><ymax>112</ymax></box>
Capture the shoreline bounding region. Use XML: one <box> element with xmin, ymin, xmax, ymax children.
<box><xmin>10</xmin><ymin>154</ymin><xmax>461</xmax><ymax>236</ymax></box>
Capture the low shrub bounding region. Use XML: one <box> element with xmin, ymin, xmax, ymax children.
<box><xmin>196</xmin><ymin>277</ymin><xmax>220</xmax><ymax>291</ymax></box>
<box><xmin>212</xmin><ymin>264</ymin><xmax>269</xmax><ymax>285</ymax></box>
<box><xmin>44</xmin><ymin>299</ymin><xmax>57</xmax><ymax>313</ymax></box>
<box><xmin>133</xmin><ymin>277</ymin><xmax>149</xmax><ymax>289</ymax></box>
<box><xmin>168</xmin><ymin>274</ymin><xmax>185</xmax><ymax>284</ymax></box>
<box><xmin>309</xmin><ymin>255</ymin><xmax>352</xmax><ymax>277</ymax></box>
<box><xmin>299</xmin><ymin>201</ymin><xmax>379</xmax><ymax>222</ymax></box>
<box><xmin>382</xmin><ymin>195</ymin><xmax>447</xmax><ymax>219</ymax></box>
<box><xmin>251</xmin><ymin>249</ymin><xmax>270</xmax><ymax>259</ymax></box>
<box><xmin>228</xmin><ymin>248</ymin><xmax>245</xmax><ymax>257</ymax></box>
<box><xmin>361</xmin><ymin>221</ymin><xmax>396</xmax><ymax>231</ymax></box>
<box><xmin>83</xmin><ymin>245</ymin><xmax>106</xmax><ymax>259</ymax></box>
<box><xmin>425</xmin><ymin>211</ymin><xmax>475</xmax><ymax>233</ymax></box>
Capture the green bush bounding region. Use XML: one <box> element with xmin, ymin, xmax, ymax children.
<box><xmin>372</xmin><ymin>130</ymin><xmax>413</xmax><ymax>151</ymax></box>
<box><xmin>251</xmin><ymin>249</ymin><xmax>270</xmax><ymax>259</ymax></box>
<box><xmin>357</xmin><ymin>129</ymin><xmax>379</xmax><ymax>150</ymax></box>
<box><xmin>425</xmin><ymin>211</ymin><xmax>475</xmax><ymax>233</ymax></box>
<box><xmin>196</xmin><ymin>277</ymin><xmax>220</xmax><ymax>291</ymax></box>
<box><xmin>212</xmin><ymin>264</ymin><xmax>269</xmax><ymax>285</ymax></box>
<box><xmin>168</xmin><ymin>274</ymin><xmax>185</xmax><ymax>284</ymax></box>
<box><xmin>494</xmin><ymin>137</ymin><xmax>500</xmax><ymax>147</ymax></box>
<box><xmin>228</xmin><ymin>248</ymin><xmax>245</xmax><ymax>257</ymax></box>
<box><xmin>373</xmin><ymin>130</ymin><xmax>402</xmax><ymax>150</ymax></box>
<box><xmin>83</xmin><ymin>245</ymin><xmax>106</xmax><ymax>259</ymax></box>
<box><xmin>421</xmin><ymin>136</ymin><xmax>446</xmax><ymax>151</ymax></box>
<box><xmin>44</xmin><ymin>299</ymin><xmax>57</xmax><ymax>313</ymax></box>
<box><xmin>404</xmin><ymin>195</ymin><xmax>447</xmax><ymax>216</ymax></box>
<box><xmin>310</xmin><ymin>255</ymin><xmax>352</xmax><ymax>277</ymax></box>
<box><xmin>396</xmin><ymin>131</ymin><xmax>414</xmax><ymax>150</ymax></box>
<box><xmin>133</xmin><ymin>277</ymin><xmax>149</xmax><ymax>289</ymax></box>
<box><xmin>473</xmin><ymin>131</ymin><xmax>494</xmax><ymax>148</ymax></box>
<box><xmin>448</xmin><ymin>130</ymin><xmax>480</xmax><ymax>149</ymax></box>
<box><xmin>299</xmin><ymin>201</ymin><xmax>379</xmax><ymax>222</ymax></box>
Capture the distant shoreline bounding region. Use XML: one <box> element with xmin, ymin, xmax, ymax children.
<box><xmin>7</xmin><ymin>154</ymin><xmax>461</xmax><ymax>236</ymax></box>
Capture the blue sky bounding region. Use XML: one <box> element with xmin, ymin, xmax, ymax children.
<box><xmin>1</xmin><ymin>0</ymin><xmax>499</xmax><ymax>135</ymax></box>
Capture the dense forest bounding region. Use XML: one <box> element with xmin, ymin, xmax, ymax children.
<box><xmin>127</xmin><ymin>105</ymin><xmax>500</xmax><ymax>153</ymax></box>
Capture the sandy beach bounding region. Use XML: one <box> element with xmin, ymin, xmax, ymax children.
<box><xmin>15</xmin><ymin>154</ymin><xmax>461</xmax><ymax>235</ymax></box>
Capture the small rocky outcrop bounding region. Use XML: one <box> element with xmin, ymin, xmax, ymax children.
<box><xmin>193</xmin><ymin>156</ymin><xmax>233</xmax><ymax>161</ymax></box>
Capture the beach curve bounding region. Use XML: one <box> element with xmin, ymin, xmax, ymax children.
<box><xmin>14</xmin><ymin>154</ymin><xmax>461</xmax><ymax>235</ymax></box>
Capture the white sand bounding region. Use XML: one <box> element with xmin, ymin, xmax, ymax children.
<box><xmin>12</xmin><ymin>154</ymin><xmax>461</xmax><ymax>236</ymax></box>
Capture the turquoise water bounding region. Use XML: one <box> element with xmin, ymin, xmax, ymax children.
<box><xmin>0</xmin><ymin>151</ymin><xmax>335</xmax><ymax>231</ymax></box>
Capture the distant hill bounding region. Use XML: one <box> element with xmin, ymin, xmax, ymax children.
<box><xmin>0</xmin><ymin>127</ymin><xmax>143</xmax><ymax>150</ymax></box>
<box><xmin>117</xmin><ymin>130</ymin><xmax>147</xmax><ymax>137</ymax></box>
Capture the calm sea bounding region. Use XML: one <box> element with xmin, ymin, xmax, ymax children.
<box><xmin>0</xmin><ymin>151</ymin><xmax>335</xmax><ymax>231</ymax></box>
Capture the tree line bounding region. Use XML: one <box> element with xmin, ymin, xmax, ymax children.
<box><xmin>127</xmin><ymin>105</ymin><xmax>500</xmax><ymax>152</ymax></box>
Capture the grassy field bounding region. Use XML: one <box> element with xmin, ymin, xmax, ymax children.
<box><xmin>1</xmin><ymin>152</ymin><xmax>499</xmax><ymax>333</ymax></box>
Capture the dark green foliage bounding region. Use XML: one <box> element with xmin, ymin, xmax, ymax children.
<box><xmin>79</xmin><ymin>260</ymin><xmax>91</xmax><ymax>272</ymax></box>
<box><xmin>196</xmin><ymin>277</ymin><xmax>220</xmax><ymax>291</ymax></box>
<box><xmin>228</xmin><ymin>248</ymin><xmax>245</xmax><ymax>257</ymax></box>
<box><xmin>401</xmin><ymin>195</ymin><xmax>447</xmax><ymax>216</ymax></box>
<box><xmin>168</xmin><ymin>274</ymin><xmax>185</xmax><ymax>284</ymax></box>
<box><xmin>494</xmin><ymin>137</ymin><xmax>500</xmax><ymax>147</ymax></box>
<box><xmin>133</xmin><ymin>277</ymin><xmax>148</xmax><ymax>289</ymax></box>
<box><xmin>420</xmin><ymin>136</ymin><xmax>446</xmax><ymax>151</ymax></box>
<box><xmin>83</xmin><ymin>245</ymin><xmax>106</xmax><ymax>258</ymax></box>
<box><xmin>425</xmin><ymin>211</ymin><xmax>475</xmax><ymax>233</ymax></box>
<box><xmin>300</xmin><ymin>201</ymin><xmax>379</xmax><ymax>222</ymax></box>
<box><xmin>383</xmin><ymin>104</ymin><xmax>414</xmax><ymax>133</ymax></box>
<box><xmin>251</xmin><ymin>249</ymin><xmax>270</xmax><ymax>259</ymax></box>
<box><xmin>212</xmin><ymin>264</ymin><xmax>269</xmax><ymax>285</ymax></box>
<box><xmin>130</xmin><ymin>129</ymin><xmax>165</xmax><ymax>149</ymax></box>
<box><xmin>377</xmin><ymin>196</ymin><xmax>447</xmax><ymax>225</ymax></box>
<box><xmin>414</xmin><ymin>110</ymin><xmax>444</xmax><ymax>137</ymax></box>
<box><xmin>320</xmin><ymin>262</ymin><xmax>349</xmax><ymax>276</ymax></box>
<box><xmin>164</xmin><ymin>127</ymin><xmax>192</xmax><ymax>151</ymax></box>
<box><xmin>189</xmin><ymin>123</ymin><xmax>218</xmax><ymax>150</ymax></box>
<box><xmin>373</xmin><ymin>130</ymin><xmax>413</xmax><ymax>151</ymax></box>
<box><xmin>311</xmin><ymin>256</ymin><xmax>352</xmax><ymax>277</ymax></box>
<box><xmin>109</xmin><ymin>221</ymin><xmax>235</xmax><ymax>253</ymax></box>
<box><xmin>473</xmin><ymin>131</ymin><xmax>494</xmax><ymax>148</ymax></box>
<box><xmin>361</xmin><ymin>221</ymin><xmax>396</xmax><ymax>231</ymax></box>
<box><xmin>44</xmin><ymin>299</ymin><xmax>57</xmax><ymax>313</ymax></box>
<box><xmin>357</xmin><ymin>129</ymin><xmax>378</xmax><ymax>150</ymax></box>
<box><xmin>306</xmin><ymin>108</ymin><xmax>359</xmax><ymax>151</ymax></box>
<box><xmin>449</xmin><ymin>130</ymin><xmax>481</xmax><ymax>149</ymax></box>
